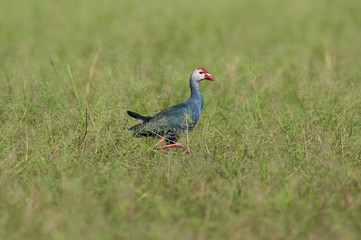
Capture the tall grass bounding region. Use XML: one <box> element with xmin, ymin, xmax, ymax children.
<box><xmin>1</xmin><ymin>0</ymin><xmax>361</xmax><ymax>239</ymax></box>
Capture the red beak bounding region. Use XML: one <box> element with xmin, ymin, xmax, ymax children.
<box><xmin>205</xmin><ymin>73</ymin><xmax>215</xmax><ymax>81</ymax></box>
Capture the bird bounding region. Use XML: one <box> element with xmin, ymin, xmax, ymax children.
<box><xmin>127</xmin><ymin>68</ymin><xmax>214</xmax><ymax>151</ymax></box>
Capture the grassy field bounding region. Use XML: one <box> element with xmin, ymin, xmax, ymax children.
<box><xmin>1</xmin><ymin>0</ymin><xmax>361</xmax><ymax>239</ymax></box>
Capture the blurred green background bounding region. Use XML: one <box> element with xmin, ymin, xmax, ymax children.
<box><xmin>1</xmin><ymin>0</ymin><xmax>361</xmax><ymax>239</ymax></box>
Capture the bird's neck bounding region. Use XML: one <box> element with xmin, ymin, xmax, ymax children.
<box><xmin>190</xmin><ymin>79</ymin><xmax>203</xmax><ymax>109</ymax></box>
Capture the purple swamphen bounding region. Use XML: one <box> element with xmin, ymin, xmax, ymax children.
<box><xmin>127</xmin><ymin>68</ymin><xmax>214</xmax><ymax>151</ymax></box>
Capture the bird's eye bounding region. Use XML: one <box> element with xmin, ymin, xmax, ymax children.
<box><xmin>199</xmin><ymin>72</ymin><xmax>204</xmax><ymax>74</ymax></box>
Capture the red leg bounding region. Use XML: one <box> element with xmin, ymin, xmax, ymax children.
<box><xmin>155</xmin><ymin>138</ymin><xmax>191</xmax><ymax>154</ymax></box>
<box><xmin>155</xmin><ymin>138</ymin><xmax>166</xmax><ymax>149</ymax></box>
<box><xmin>160</xmin><ymin>143</ymin><xmax>183</xmax><ymax>149</ymax></box>
<box><xmin>161</xmin><ymin>143</ymin><xmax>192</xmax><ymax>154</ymax></box>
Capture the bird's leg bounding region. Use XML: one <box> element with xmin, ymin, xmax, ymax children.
<box><xmin>160</xmin><ymin>143</ymin><xmax>183</xmax><ymax>149</ymax></box>
<box><xmin>160</xmin><ymin>143</ymin><xmax>192</xmax><ymax>154</ymax></box>
<box><xmin>155</xmin><ymin>138</ymin><xmax>166</xmax><ymax>150</ymax></box>
<box><xmin>155</xmin><ymin>138</ymin><xmax>191</xmax><ymax>154</ymax></box>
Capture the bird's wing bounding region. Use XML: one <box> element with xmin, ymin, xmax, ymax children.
<box><xmin>130</xmin><ymin>103</ymin><xmax>194</xmax><ymax>137</ymax></box>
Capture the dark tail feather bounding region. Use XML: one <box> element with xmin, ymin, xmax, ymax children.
<box><xmin>127</xmin><ymin>111</ymin><xmax>152</xmax><ymax>123</ymax></box>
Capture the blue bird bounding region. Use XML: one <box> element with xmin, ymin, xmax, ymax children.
<box><xmin>127</xmin><ymin>68</ymin><xmax>214</xmax><ymax>151</ymax></box>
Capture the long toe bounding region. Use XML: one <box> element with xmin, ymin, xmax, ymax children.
<box><xmin>185</xmin><ymin>148</ymin><xmax>192</xmax><ymax>154</ymax></box>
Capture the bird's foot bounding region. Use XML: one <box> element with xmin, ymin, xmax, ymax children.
<box><xmin>184</xmin><ymin>147</ymin><xmax>192</xmax><ymax>154</ymax></box>
<box><xmin>157</xmin><ymin>143</ymin><xmax>191</xmax><ymax>154</ymax></box>
<box><xmin>155</xmin><ymin>138</ymin><xmax>166</xmax><ymax>150</ymax></box>
<box><xmin>155</xmin><ymin>140</ymin><xmax>191</xmax><ymax>154</ymax></box>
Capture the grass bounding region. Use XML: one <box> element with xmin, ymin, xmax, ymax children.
<box><xmin>1</xmin><ymin>0</ymin><xmax>361</xmax><ymax>239</ymax></box>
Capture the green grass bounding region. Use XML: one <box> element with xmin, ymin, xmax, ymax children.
<box><xmin>1</xmin><ymin>0</ymin><xmax>361</xmax><ymax>239</ymax></box>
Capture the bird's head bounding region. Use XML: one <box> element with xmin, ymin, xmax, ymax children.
<box><xmin>191</xmin><ymin>68</ymin><xmax>215</xmax><ymax>82</ymax></box>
